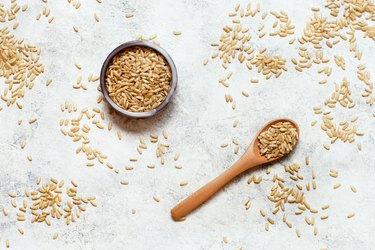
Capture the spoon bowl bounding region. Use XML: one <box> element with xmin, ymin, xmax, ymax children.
<box><xmin>171</xmin><ymin>118</ymin><xmax>299</xmax><ymax>221</ymax></box>
<box><xmin>249</xmin><ymin>118</ymin><xmax>300</xmax><ymax>164</ymax></box>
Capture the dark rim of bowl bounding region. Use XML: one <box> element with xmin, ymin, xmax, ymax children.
<box><xmin>100</xmin><ymin>40</ymin><xmax>177</xmax><ymax>118</ymax></box>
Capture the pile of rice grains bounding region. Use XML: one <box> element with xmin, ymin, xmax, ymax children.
<box><xmin>0</xmin><ymin>26</ymin><xmax>45</xmax><ymax>110</ymax></box>
<box><xmin>1</xmin><ymin>1</ymin><xmax>111</xmax><ymax>247</ymax></box>
<box><xmin>235</xmin><ymin>157</ymin><xmax>357</xmax><ymax>250</ymax></box>
<box><xmin>2</xmin><ymin>178</ymin><xmax>96</xmax><ymax>247</ymax></box>
<box><xmin>257</xmin><ymin>121</ymin><xmax>299</xmax><ymax>160</ymax></box>
<box><xmin>209</xmin><ymin>0</ymin><xmax>374</xmax><ymax>151</ymax></box>
<box><xmin>218</xmin><ymin>122</ymin><xmax>355</xmax><ymax>249</ymax></box>
<box><xmin>105</xmin><ymin>46</ymin><xmax>172</xmax><ymax>112</ymax></box>
<box><xmin>209</xmin><ymin>1</ymin><xmax>373</xmax><ymax>248</ymax></box>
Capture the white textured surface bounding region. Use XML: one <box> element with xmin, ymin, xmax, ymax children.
<box><xmin>1</xmin><ymin>0</ymin><xmax>375</xmax><ymax>249</ymax></box>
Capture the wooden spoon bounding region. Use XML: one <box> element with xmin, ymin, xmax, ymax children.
<box><xmin>171</xmin><ymin>118</ymin><xmax>299</xmax><ymax>221</ymax></box>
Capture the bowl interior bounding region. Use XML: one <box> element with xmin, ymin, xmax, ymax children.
<box><xmin>100</xmin><ymin>41</ymin><xmax>177</xmax><ymax>118</ymax></box>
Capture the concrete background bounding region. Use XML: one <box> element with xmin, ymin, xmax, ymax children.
<box><xmin>0</xmin><ymin>0</ymin><xmax>374</xmax><ymax>249</ymax></box>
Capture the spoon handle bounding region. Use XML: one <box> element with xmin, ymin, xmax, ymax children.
<box><xmin>171</xmin><ymin>154</ymin><xmax>259</xmax><ymax>221</ymax></box>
